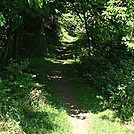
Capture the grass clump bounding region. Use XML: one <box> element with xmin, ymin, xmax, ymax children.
<box><xmin>89</xmin><ymin>110</ymin><xmax>133</xmax><ymax>134</ymax></box>
<box><xmin>0</xmin><ymin>59</ymin><xmax>72</xmax><ymax>134</ymax></box>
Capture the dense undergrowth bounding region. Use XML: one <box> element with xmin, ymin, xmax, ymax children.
<box><xmin>79</xmin><ymin>48</ymin><xmax>134</xmax><ymax>120</ymax></box>
<box><xmin>59</xmin><ymin>0</ymin><xmax>134</xmax><ymax>121</ymax></box>
<box><xmin>69</xmin><ymin>33</ymin><xmax>134</xmax><ymax>121</ymax></box>
<box><xmin>69</xmin><ymin>75</ymin><xmax>134</xmax><ymax>134</ymax></box>
<box><xmin>60</xmin><ymin>26</ymin><xmax>134</xmax><ymax>121</ymax></box>
<box><xmin>62</xmin><ymin>57</ymin><xmax>134</xmax><ymax>134</ymax></box>
<box><xmin>59</xmin><ymin>26</ymin><xmax>134</xmax><ymax>132</ymax></box>
<box><xmin>0</xmin><ymin>0</ymin><xmax>133</xmax><ymax>133</ymax></box>
<box><xmin>0</xmin><ymin>59</ymin><xmax>72</xmax><ymax>134</ymax></box>
<box><xmin>0</xmin><ymin>35</ymin><xmax>133</xmax><ymax>133</ymax></box>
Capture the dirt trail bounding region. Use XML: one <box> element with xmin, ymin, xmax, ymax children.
<box><xmin>47</xmin><ymin>45</ymin><xmax>90</xmax><ymax>134</ymax></box>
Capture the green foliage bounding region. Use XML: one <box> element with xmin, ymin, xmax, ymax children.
<box><xmin>102</xmin><ymin>0</ymin><xmax>134</xmax><ymax>45</ymax></box>
<box><xmin>0</xmin><ymin>0</ymin><xmax>133</xmax><ymax>126</ymax></box>
<box><xmin>62</xmin><ymin>58</ymin><xmax>133</xmax><ymax>133</ymax></box>
<box><xmin>0</xmin><ymin>59</ymin><xmax>72</xmax><ymax>134</ymax></box>
<box><xmin>0</xmin><ymin>12</ymin><xmax>6</xmax><ymax>26</ymax></box>
<box><xmin>89</xmin><ymin>110</ymin><xmax>131</xmax><ymax>134</ymax></box>
<box><xmin>0</xmin><ymin>0</ymin><xmax>61</xmax><ymax>59</ymax></box>
<box><xmin>81</xmin><ymin>53</ymin><xmax>134</xmax><ymax>120</ymax></box>
<box><xmin>61</xmin><ymin>0</ymin><xmax>134</xmax><ymax>120</ymax></box>
<box><xmin>0</xmin><ymin>60</ymin><xmax>36</xmax><ymax>115</ymax></box>
<box><xmin>0</xmin><ymin>60</ymin><xmax>35</xmax><ymax>132</ymax></box>
<box><xmin>0</xmin><ymin>60</ymin><xmax>35</xmax><ymax>95</ymax></box>
<box><xmin>110</xmin><ymin>83</ymin><xmax>134</xmax><ymax>120</ymax></box>
<box><xmin>109</xmin><ymin>65</ymin><xmax>134</xmax><ymax>119</ymax></box>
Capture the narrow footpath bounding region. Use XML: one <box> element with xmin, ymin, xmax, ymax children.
<box><xmin>47</xmin><ymin>44</ymin><xmax>90</xmax><ymax>134</ymax></box>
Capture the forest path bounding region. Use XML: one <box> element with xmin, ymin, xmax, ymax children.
<box><xmin>47</xmin><ymin>44</ymin><xmax>90</xmax><ymax>134</ymax></box>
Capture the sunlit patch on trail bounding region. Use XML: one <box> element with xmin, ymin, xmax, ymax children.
<box><xmin>47</xmin><ymin>75</ymin><xmax>63</xmax><ymax>80</ymax></box>
<box><xmin>48</xmin><ymin>44</ymin><xmax>90</xmax><ymax>134</ymax></box>
<box><xmin>53</xmin><ymin>60</ymin><xmax>64</xmax><ymax>64</ymax></box>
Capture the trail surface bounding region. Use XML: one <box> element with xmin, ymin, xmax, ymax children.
<box><xmin>48</xmin><ymin>44</ymin><xmax>90</xmax><ymax>134</ymax></box>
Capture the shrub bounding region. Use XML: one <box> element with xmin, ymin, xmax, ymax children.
<box><xmin>1</xmin><ymin>60</ymin><xmax>35</xmax><ymax>89</ymax></box>
<box><xmin>81</xmin><ymin>53</ymin><xmax>134</xmax><ymax>120</ymax></box>
<box><xmin>0</xmin><ymin>60</ymin><xmax>36</xmax><ymax>113</ymax></box>
<box><xmin>110</xmin><ymin>85</ymin><xmax>134</xmax><ymax>120</ymax></box>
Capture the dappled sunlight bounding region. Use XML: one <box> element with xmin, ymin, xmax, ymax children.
<box><xmin>53</xmin><ymin>60</ymin><xmax>64</xmax><ymax>64</ymax></box>
<box><xmin>59</xmin><ymin>27</ymin><xmax>77</xmax><ymax>43</ymax></box>
<box><xmin>1</xmin><ymin>0</ymin><xmax>133</xmax><ymax>133</ymax></box>
<box><xmin>47</xmin><ymin>75</ymin><xmax>63</xmax><ymax>80</ymax></box>
<box><xmin>47</xmin><ymin>43</ymin><xmax>91</xmax><ymax>134</ymax></box>
<box><xmin>0</xmin><ymin>87</ymin><xmax>71</xmax><ymax>134</ymax></box>
<box><xmin>29</xmin><ymin>88</ymin><xmax>42</xmax><ymax>99</ymax></box>
<box><xmin>88</xmin><ymin>110</ymin><xmax>133</xmax><ymax>134</ymax></box>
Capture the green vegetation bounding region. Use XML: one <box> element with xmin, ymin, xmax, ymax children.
<box><xmin>60</xmin><ymin>0</ymin><xmax>134</xmax><ymax>120</ymax></box>
<box><xmin>89</xmin><ymin>110</ymin><xmax>131</xmax><ymax>134</ymax></box>
<box><xmin>0</xmin><ymin>59</ymin><xmax>72</xmax><ymax>134</ymax></box>
<box><xmin>66</xmin><ymin>66</ymin><xmax>134</xmax><ymax>134</ymax></box>
<box><xmin>0</xmin><ymin>0</ymin><xmax>134</xmax><ymax>133</ymax></box>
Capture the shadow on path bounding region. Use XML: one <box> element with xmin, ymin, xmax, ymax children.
<box><xmin>47</xmin><ymin>51</ymin><xmax>86</xmax><ymax>118</ymax></box>
<box><xmin>47</xmin><ymin>44</ymin><xmax>90</xmax><ymax>134</ymax></box>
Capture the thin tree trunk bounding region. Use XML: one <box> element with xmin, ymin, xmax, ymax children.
<box><xmin>83</xmin><ymin>11</ymin><xmax>91</xmax><ymax>56</ymax></box>
<box><xmin>3</xmin><ymin>27</ymin><xmax>12</xmax><ymax>59</ymax></box>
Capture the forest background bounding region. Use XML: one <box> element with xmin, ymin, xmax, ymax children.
<box><xmin>0</xmin><ymin>0</ymin><xmax>134</xmax><ymax>133</ymax></box>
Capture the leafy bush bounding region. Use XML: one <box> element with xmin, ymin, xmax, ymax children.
<box><xmin>81</xmin><ymin>50</ymin><xmax>134</xmax><ymax>120</ymax></box>
<box><xmin>0</xmin><ymin>60</ymin><xmax>40</xmax><ymax>133</ymax></box>
<box><xmin>1</xmin><ymin>61</ymin><xmax>35</xmax><ymax>91</ymax></box>
<box><xmin>110</xmin><ymin>83</ymin><xmax>134</xmax><ymax>120</ymax></box>
<box><xmin>0</xmin><ymin>60</ymin><xmax>72</xmax><ymax>134</ymax></box>
<box><xmin>0</xmin><ymin>60</ymin><xmax>36</xmax><ymax>112</ymax></box>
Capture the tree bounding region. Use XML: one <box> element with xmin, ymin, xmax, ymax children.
<box><xmin>0</xmin><ymin>0</ymin><xmax>60</xmax><ymax>59</ymax></box>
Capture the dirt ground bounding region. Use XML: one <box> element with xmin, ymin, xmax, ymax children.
<box><xmin>47</xmin><ymin>45</ymin><xmax>90</xmax><ymax>134</ymax></box>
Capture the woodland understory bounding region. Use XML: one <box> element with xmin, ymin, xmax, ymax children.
<box><xmin>0</xmin><ymin>0</ymin><xmax>134</xmax><ymax>133</ymax></box>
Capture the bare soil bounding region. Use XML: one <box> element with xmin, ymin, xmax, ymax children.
<box><xmin>47</xmin><ymin>45</ymin><xmax>90</xmax><ymax>134</ymax></box>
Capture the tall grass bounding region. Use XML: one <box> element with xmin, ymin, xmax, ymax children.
<box><xmin>0</xmin><ymin>58</ymin><xmax>72</xmax><ymax>134</ymax></box>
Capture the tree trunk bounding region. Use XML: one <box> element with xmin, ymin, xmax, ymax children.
<box><xmin>71</xmin><ymin>2</ymin><xmax>91</xmax><ymax>56</ymax></box>
<box><xmin>3</xmin><ymin>27</ymin><xmax>12</xmax><ymax>59</ymax></box>
<box><xmin>83</xmin><ymin>11</ymin><xmax>91</xmax><ymax>56</ymax></box>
